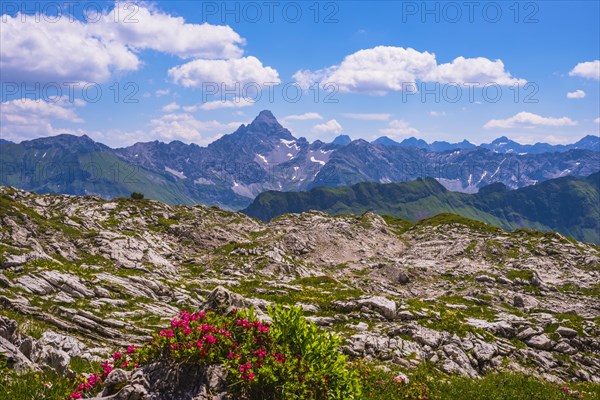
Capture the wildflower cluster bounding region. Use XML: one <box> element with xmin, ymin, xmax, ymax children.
<box><xmin>68</xmin><ymin>373</ymin><xmax>101</xmax><ymax>399</ymax></box>
<box><xmin>69</xmin><ymin>306</ymin><xmax>361</xmax><ymax>399</ymax></box>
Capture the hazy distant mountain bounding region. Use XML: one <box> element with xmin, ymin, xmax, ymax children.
<box><xmin>332</xmin><ymin>135</ymin><xmax>352</xmax><ymax>146</ymax></box>
<box><xmin>243</xmin><ymin>172</ymin><xmax>600</xmax><ymax>244</ymax></box>
<box><xmin>0</xmin><ymin>139</ymin><xmax>13</xmax><ymax>145</ymax></box>
<box><xmin>373</xmin><ymin>136</ymin><xmax>476</xmax><ymax>151</ymax></box>
<box><xmin>372</xmin><ymin>135</ymin><xmax>600</xmax><ymax>154</ymax></box>
<box><xmin>2</xmin><ymin>111</ymin><xmax>599</xmax><ymax>209</ymax></box>
<box><xmin>429</xmin><ymin>139</ymin><xmax>477</xmax><ymax>152</ymax></box>
<box><xmin>480</xmin><ymin>135</ymin><xmax>600</xmax><ymax>154</ymax></box>
<box><xmin>372</xmin><ymin>136</ymin><xmax>402</xmax><ymax>147</ymax></box>
<box><xmin>310</xmin><ymin>139</ymin><xmax>599</xmax><ymax>192</ymax></box>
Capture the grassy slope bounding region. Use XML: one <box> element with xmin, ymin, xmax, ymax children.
<box><xmin>243</xmin><ymin>174</ymin><xmax>600</xmax><ymax>243</ymax></box>
<box><xmin>0</xmin><ymin>143</ymin><xmax>253</xmax><ymax>208</ymax></box>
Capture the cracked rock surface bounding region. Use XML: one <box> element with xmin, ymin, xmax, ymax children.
<box><xmin>0</xmin><ymin>186</ymin><xmax>599</xmax><ymax>385</ymax></box>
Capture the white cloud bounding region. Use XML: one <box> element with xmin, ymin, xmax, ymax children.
<box><xmin>595</xmin><ymin>117</ymin><xmax>600</xmax><ymax>124</ymax></box>
<box><xmin>295</xmin><ymin>47</ymin><xmax>436</xmax><ymax>95</ymax></box>
<box><xmin>293</xmin><ymin>66</ymin><xmax>337</xmax><ymax>90</ymax></box>
<box><xmin>282</xmin><ymin>113</ymin><xmax>323</xmax><ymax>122</ymax></box>
<box><xmin>484</xmin><ymin>112</ymin><xmax>577</xmax><ymax>129</ymax></box>
<box><xmin>312</xmin><ymin>119</ymin><xmax>343</xmax><ymax>134</ymax></box>
<box><xmin>0</xmin><ymin>13</ymin><xmax>139</xmax><ymax>83</ymax></box>
<box><xmin>149</xmin><ymin>113</ymin><xmax>242</xmax><ymax>144</ymax></box>
<box><xmin>0</xmin><ymin>3</ymin><xmax>246</xmax><ymax>84</ymax></box>
<box><xmin>569</xmin><ymin>60</ymin><xmax>600</xmax><ymax>80</ymax></box>
<box><xmin>199</xmin><ymin>98</ymin><xmax>255</xmax><ymax>110</ymax></box>
<box><xmin>342</xmin><ymin>113</ymin><xmax>391</xmax><ymax>120</ymax></box>
<box><xmin>162</xmin><ymin>102</ymin><xmax>181</xmax><ymax>112</ymax></box>
<box><xmin>168</xmin><ymin>56</ymin><xmax>280</xmax><ymax>89</ymax></box>
<box><xmin>566</xmin><ymin>90</ymin><xmax>586</xmax><ymax>99</ymax></box>
<box><xmin>0</xmin><ymin>98</ymin><xmax>84</xmax><ymax>141</ymax></box>
<box><xmin>379</xmin><ymin>119</ymin><xmax>419</xmax><ymax>137</ymax></box>
<box><xmin>160</xmin><ymin>98</ymin><xmax>256</xmax><ymax>112</ymax></box>
<box><xmin>155</xmin><ymin>89</ymin><xmax>171</xmax><ymax>97</ymax></box>
<box><xmin>429</xmin><ymin>111</ymin><xmax>447</xmax><ymax>117</ymax></box>
<box><xmin>427</xmin><ymin>56</ymin><xmax>525</xmax><ymax>86</ymax></box>
<box><xmin>92</xmin><ymin>3</ymin><xmax>245</xmax><ymax>59</ymax></box>
<box><xmin>293</xmin><ymin>46</ymin><xmax>525</xmax><ymax>95</ymax></box>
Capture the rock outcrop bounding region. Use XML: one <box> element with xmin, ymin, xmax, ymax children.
<box><xmin>1</xmin><ymin>186</ymin><xmax>599</xmax><ymax>386</ymax></box>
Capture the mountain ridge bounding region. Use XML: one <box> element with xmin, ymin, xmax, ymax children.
<box><xmin>371</xmin><ymin>134</ymin><xmax>600</xmax><ymax>153</ymax></box>
<box><xmin>2</xmin><ymin>111</ymin><xmax>599</xmax><ymax>209</ymax></box>
<box><xmin>243</xmin><ymin>172</ymin><xmax>600</xmax><ymax>244</ymax></box>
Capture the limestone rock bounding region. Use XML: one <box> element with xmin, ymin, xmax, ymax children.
<box><xmin>555</xmin><ymin>326</ymin><xmax>578</xmax><ymax>338</ymax></box>
<box><xmin>524</xmin><ymin>334</ymin><xmax>554</xmax><ymax>350</ymax></box>
<box><xmin>357</xmin><ymin>296</ymin><xmax>397</xmax><ymax>320</ymax></box>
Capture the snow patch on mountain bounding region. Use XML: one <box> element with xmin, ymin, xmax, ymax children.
<box><xmin>310</xmin><ymin>156</ymin><xmax>326</xmax><ymax>165</ymax></box>
<box><xmin>165</xmin><ymin>167</ymin><xmax>186</xmax><ymax>179</ymax></box>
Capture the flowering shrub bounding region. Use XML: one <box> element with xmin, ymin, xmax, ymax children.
<box><xmin>69</xmin><ymin>306</ymin><xmax>361</xmax><ymax>399</ymax></box>
<box><xmin>67</xmin><ymin>306</ymin><xmax>596</xmax><ymax>400</ymax></box>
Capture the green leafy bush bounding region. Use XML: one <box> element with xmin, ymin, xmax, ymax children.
<box><xmin>71</xmin><ymin>306</ymin><xmax>361</xmax><ymax>399</ymax></box>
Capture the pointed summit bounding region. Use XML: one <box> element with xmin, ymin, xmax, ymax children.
<box><xmin>250</xmin><ymin>110</ymin><xmax>279</xmax><ymax>128</ymax></box>
<box><xmin>240</xmin><ymin>110</ymin><xmax>294</xmax><ymax>140</ymax></box>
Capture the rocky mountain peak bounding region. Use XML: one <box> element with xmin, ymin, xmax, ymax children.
<box><xmin>400</xmin><ymin>137</ymin><xmax>429</xmax><ymax>148</ymax></box>
<box><xmin>239</xmin><ymin>110</ymin><xmax>294</xmax><ymax>142</ymax></box>
<box><xmin>24</xmin><ymin>133</ymin><xmax>106</xmax><ymax>153</ymax></box>
<box><xmin>332</xmin><ymin>134</ymin><xmax>352</xmax><ymax>146</ymax></box>
<box><xmin>249</xmin><ymin>110</ymin><xmax>280</xmax><ymax>128</ymax></box>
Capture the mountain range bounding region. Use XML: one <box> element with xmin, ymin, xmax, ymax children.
<box><xmin>243</xmin><ymin>172</ymin><xmax>600</xmax><ymax>244</ymax></box>
<box><xmin>371</xmin><ymin>134</ymin><xmax>600</xmax><ymax>153</ymax></box>
<box><xmin>1</xmin><ymin>110</ymin><xmax>599</xmax><ymax>209</ymax></box>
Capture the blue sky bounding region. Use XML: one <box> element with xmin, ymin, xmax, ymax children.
<box><xmin>1</xmin><ymin>1</ymin><xmax>599</xmax><ymax>146</ymax></box>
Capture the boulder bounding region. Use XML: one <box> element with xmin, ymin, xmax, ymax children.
<box><xmin>38</xmin><ymin>331</ymin><xmax>86</xmax><ymax>357</ymax></box>
<box><xmin>357</xmin><ymin>296</ymin><xmax>397</xmax><ymax>320</ymax></box>
<box><xmin>397</xmin><ymin>271</ymin><xmax>410</xmax><ymax>285</ymax></box>
<box><xmin>473</xmin><ymin>342</ymin><xmax>496</xmax><ymax>362</ymax></box>
<box><xmin>474</xmin><ymin>275</ymin><xmax>495</xmax><ymax>284</ymax></box>
<box><xmin>0</xmin><ymin>336</ymin><xmax>36</xmax><ymax>372</ymax></box>
<box><xmin>513</xmin><ymin>294</ymin><xmax>539</xmax><ymax>311</ymax></box>
<box><xmin>96</xmin><ymin>363</ymin><xmax>230</xmax><ymax>400</ymax></box>
<box><xmin>524</xmin><ymin>334</ymin><xmax>554</xmax><ymax>350</ymax></box>
<box><xmin>30</xmin><ymin>343</ymin><xmax>70</xmax><ymax>375</ymax></box>
<box><xmin>555</xmin><ymin>326</ymin><xmax>578</xmax><ymax>338</ymax></box>
<box><xmin>202</xmin><ymin>286</ymin><xmax>246</xmax><ymax>313</ymax></box>
<box><xmin>554</xmin><ymin>342</ymin><xmax>577</xmax><ymax>355</ymax></box>
<box><xmin>516</xmin><ymin>327</ymin><xmax>539</xmax><ymax>340</ymax></box>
